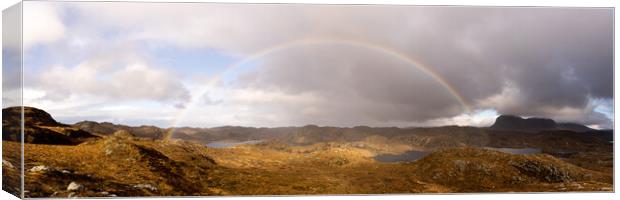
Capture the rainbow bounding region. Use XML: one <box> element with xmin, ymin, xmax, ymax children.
<box><xmin>165</xmin><ymin>38</ymin><xmax>470</xmax><ymax>139</ymax></box>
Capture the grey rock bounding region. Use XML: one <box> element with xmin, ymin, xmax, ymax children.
<box><xmin>2</xmin><ymin>159</ymin><xmax>14</xmax><ymax>169</ymax></box>
<box><xmin>67</xmin><ymin>182</ymin><xmax>85</xmax><ymax>191</ymax></box>
<box><xmin>133</xmin><ymin>184</ymin><xmax>158</xmax><ymax>191</ymax></box>
<box><xmin>510</xmin><ymin>160</ymin><xmax>572</xmax><ymax>183</ymax></box>
<box><xmin>29</xmin><ymin>165</ymin><xmax>49</xmax><ymax>172</ymax></box>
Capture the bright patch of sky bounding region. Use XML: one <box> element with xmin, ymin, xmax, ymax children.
<box><xmin>593</xmin><ymin>98</ymin><xmax>613</xmax><ymax>119</ymax></box>
<box><xmin>144</xmin><ymin>44</ymin><xmax>241</xmax><ymax>77</ymax></box>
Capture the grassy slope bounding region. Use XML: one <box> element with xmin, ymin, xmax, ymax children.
<box><xmin>3</xmin><ymin>136</ymin><xmax>613</xmax><ymax>197</ymax></box>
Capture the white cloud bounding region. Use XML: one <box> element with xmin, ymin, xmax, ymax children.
<box><xmin>476</xmin><ymin>81</ymin><xmax>524</xmax><ymax>113</ymax></box>
<box><xmin>23</xmin><ymin>2</ymin><xmax>65</xmax><ymax>49</ymax></box>
<box><xmin>35</xmin><ymin>55</ymin><xmax>190</xmax><ymax>107</ymax></box>
<box><xmin>23</xmin><ymin>87</ymin><xmax>182</xmax><ymax>126</ymax></box>
<box><xmin>423</xmin><ymin>109</ymin><xmax>499</xmax><ymax>127</ymax></box>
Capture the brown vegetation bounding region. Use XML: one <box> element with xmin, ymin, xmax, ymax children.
<box><xmin>1</xmin><ymin>107</ymin><xmax>614</xmax><ymax>197</ymax></box>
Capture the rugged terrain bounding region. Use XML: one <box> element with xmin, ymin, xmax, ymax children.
<box><xmin>2</xmin><ymin>106</ymin><xmax>614</xmax><ymax>197</ymax></box>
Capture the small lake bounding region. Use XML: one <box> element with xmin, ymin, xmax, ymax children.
<box><xmin>205</xmin><ymin>140</ymin><xmax>263</xmax><ymax>148</ymax></box>
<box><xmin>484</xmin><ymin>147</ymin><xmax>542</xmax><ymax>154</ymax></box>
<box><xmin>373</xmin><ymin>150</ymin><xmax>431</xmax><ymax>163</ymax></box>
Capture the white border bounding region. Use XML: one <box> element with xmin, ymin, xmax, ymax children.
<box><xmin>1</xmin><ymin>0</ymin><xmax>617</xmax><ymax>200</ymax></box>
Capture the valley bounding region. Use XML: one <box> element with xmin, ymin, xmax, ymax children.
<box><xmin>1</xmin><ymin>106</ymin><xmax>614</xmax><ymax>197</ymax></box>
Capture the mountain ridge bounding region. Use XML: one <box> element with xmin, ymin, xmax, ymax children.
<box><xmin>490</xmin><ymin>115</ymin><xmax>594</xmax><ymax>132</ymax></box>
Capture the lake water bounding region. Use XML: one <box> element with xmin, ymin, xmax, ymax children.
<box><xmin>484</xmin><ymin>147</ymin><xmax>542</xmax><ymax>154</ymax></box>
<box><xmin>373</xmin><ymin>147</ymin><xmax>542</xmax><ymax>163</ymax></box>
<box><xmin>373</xmin><ymin>150</ymin><xmax>431</xmax><ymax>163</ymax></box>
<box><xmin>205</xmin><ymin>140</ymin><xmax>263</xmax><ymax>148</ymax></box>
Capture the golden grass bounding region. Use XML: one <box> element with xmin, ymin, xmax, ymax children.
<box><xmin>2</xmin><ymin>136</ymin><xmax>613</xmax><ymax>198</ymax></box>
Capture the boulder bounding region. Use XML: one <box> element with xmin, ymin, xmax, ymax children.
<box><xmin>133</xmin><ymin>184</ymin><xmax>158</xmax><ymax>191</ymax></box>
<box><xmin>66</xmin><ymin>182</ymin><xmax>85</xmax><ymax>191</ymax></box>
<box><xmin>2</xmin><ymin>159</ymin><xmax>14</xmax><ymax>169</ymax></box>
<box><xmin>29</xmin><ymin>165</ymin><xmax>50</xmax><ymax>172</ymax></box>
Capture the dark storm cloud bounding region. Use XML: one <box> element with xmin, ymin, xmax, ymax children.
<box><xmin>29</xmin><ymin>2</ymin><xmax>613</xmax><ymax>127</ymax></box>
<box><xmin>233</xmin><ymin>45</ymin><xmax>465</xmax><ymax>124</ymax></box>
<box><xmin>225</xmin><ymin>6</ymin><xmax>613</xmax><ymax>126</ymax></box>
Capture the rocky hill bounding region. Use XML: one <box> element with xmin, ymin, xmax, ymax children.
<box><xmin>410</xmin><ymin>147</ymin><xmax>611</xmax><ymax>192</ymax></box>
<box><xmin>2</xmin><ymin>107</ymin><xmax>99</xmax><ymax>145</ymax></box>
<box><xmin>74</xmin><ymin>121</ymin><xmax>166</xmax><ymax>139</ymax></box>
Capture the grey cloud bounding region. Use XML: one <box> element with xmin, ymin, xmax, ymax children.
<box><xmin>232</xmin><ymin>45</ymin><xmax>471</xmax><ymax>125</ymax></box>
<box><xmin>31</xmin><ymin>2</ymin><xmax>614</xmax><ymax>127</ymax></box>
<box><xmin>225</xmin><ymin>6</ymin><xmax>613</xmax><ymax>126</ymax></box>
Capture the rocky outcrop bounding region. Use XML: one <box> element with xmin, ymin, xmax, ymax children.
<box><xmin>510</xmin><ymin>160</ymin><xmax>572</xmax><ymax>183</ymax></box>
<box><xmin>2</xmin><ymin>107</ymin><xmax>99</xmax><ymax>145</ymax></box>
<box><xmin>410</xmin><ymin>147</ymin><xmax>611</xmax><ymax>192</ymax></box>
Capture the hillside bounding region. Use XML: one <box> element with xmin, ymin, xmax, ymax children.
<box><xmin>2</xmin><ymin>106</ymin><xmax>614</xmax><ymax>197</ymax></box>
<box><xmin>410</xmin><ymin>147</ymin><xmax>611</xmax><ymax>192</ymax></box>
<box><xmin>74</xmin><ymin>121</ymin><xmax>166</xmax><ymax>140</ymax></box>
<box><xmin>2</xmin><ymin>107</ymin><xmax>99</xmax><ymax>145</ymax></box>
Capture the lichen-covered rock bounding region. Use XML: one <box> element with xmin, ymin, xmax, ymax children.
<box><xmin>510</xmin><ymin>160</ymin><xmax>572</xmax><ymax>183</ymax></box>
<box><xmin>67</xmin><ymin>182</ymin><xmax>85</xmax><ymax>191</ymax></box>
<box><xmin>2</xmin><ymin>159</ymin><xmax>15</xmax><ymax>169</ymax></box>
<box><xmin>133</xmin><ymin>184</ymin><xmax>158</xmax><ymax>191</ymax></box>
<box><xmin>29</xmin><ymin>165</ymin><xmax>50</xmax><ymax>172</ymax></box>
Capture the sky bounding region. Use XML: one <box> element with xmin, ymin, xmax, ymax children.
<box><xmin>4</xmin><ymin>2</ymin><xmax>614</xmax><ymax>129</ymax></box>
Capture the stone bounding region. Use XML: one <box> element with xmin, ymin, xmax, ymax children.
<box><xmin>2</xmin><ymin>159</ymin><xmax>14</xmax><ymax>169</ymax></box>
<box><xmin>29</xmin><ymin>165</ymin><xmax>49</xmax><ymax>172</ymax></box>
<box><xmin>67</xmin><ymin>182</ymin><xmax>85</xmax><ymax>191</ymax></box>
<box><xmin>105</xmin><ymin>148</ymin><xmax>113</xmax><ymax>156</ymax></box>
<box><xmin>133</xmin><ymin>184</ymin><xmax>157</xmax><ymax>191</ymax></box>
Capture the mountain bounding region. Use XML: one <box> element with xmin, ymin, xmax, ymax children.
<box><xmin>490</xmin><ymin>115</ymin><xmax>593</xmax><ymax>132</ymax></box>
<box><xmin>73</xmin><ymin>116</ymin><xmax>607</xmax><ymax>153</ymax></box>
<box><xmin>490</xmin><ymin>115</ymin><xmax>557</xmax><ymax>132</ymax></box>
<box><xmin>2</xmin><ymin>107</ymin><xmax>99</xmax><ymax>145</ymax></box>
<box><xmin>557</xmin><ymin>122</ymin><xmax>595</xmax><ymax>132</ymax></box>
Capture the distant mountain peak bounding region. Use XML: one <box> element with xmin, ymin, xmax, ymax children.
<box><xmin>490</xmin><ymin>115</ymin><xmax>592</xmax><ymax>132</ymax></box>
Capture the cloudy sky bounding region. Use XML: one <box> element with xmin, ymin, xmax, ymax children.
<box><xmin>6</xmin><ymin>1</ymin><xmax>613</xmax><ymax>128</ymax></box>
